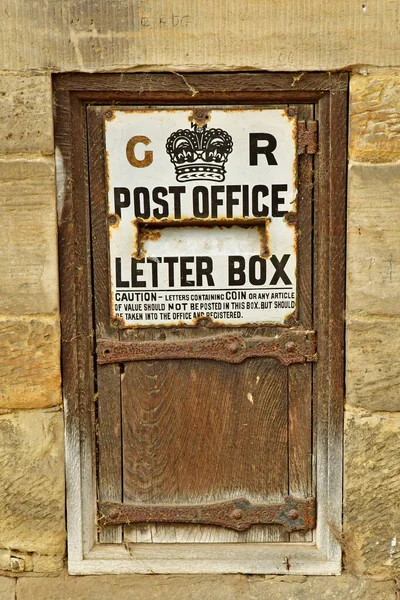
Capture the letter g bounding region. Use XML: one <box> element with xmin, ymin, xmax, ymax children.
<box><xmin>126</xmin><ymin>136</ymin><xmax>153</xmax><ymax>168</ymax></box>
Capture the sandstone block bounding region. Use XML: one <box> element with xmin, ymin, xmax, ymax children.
<box><xmin>344</xmin><ymin>410</ymin><xmax>400</xmax><ymax>576</ymax></box>
<box><xmin>0</xmin><ymin>1</ymin><xmax>399</xmax><ymax>71</ymax></box>
<box><xmin>347</xmin><ymin>163</ymin><xmax>400</xmax><ymax>317</ymax></box>
<box><xmin>0</xmin><ymin>317</ymin><xmax>61</xmax><ymax>409</ymax></box>
<box><xmin>16</xmin><ymin>571</ymin><xmax>396</xmax><ymax>599</ymax></box>
<box><xmin>0</xmin><ymin>577</ymin><xmax>15</xmax><ymax>600</ymax></box>
<box><xmin>346</xmin><ymin>318</ymin><xmax>400</xmax><ymax>411</ymax></box>
<box><xmin>0</xmin><ymin>75</ymin><xmax>53</xmax><ymax>155</ymax></box>
<box><xmin>0</xmin><ymin>411</ymin><xmax>65</xmax><ymax>557</ymax></box>
<box><xmin>0</xmin><ymin>548</ymin><xmax>63</xmax><ymax>574</ymax></box>
<box><xmin>31</xmin><ymin>553</ymin><xmax>64</xmax><ymax>573</ymax></box>
<box><xmin>0</xmin><ymin>159</ymin><xmax>58</xmax><ymax>314</ymax></box>
<box><xmin>350</xmin><ymin>69</ymin><xmax>400</xmax><ymax>163</ymax></box>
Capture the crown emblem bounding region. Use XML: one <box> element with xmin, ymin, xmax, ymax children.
<box><xmin>166</xmin><ymin>123</ymin><xmax>233</xmax><ymax>182</ymax></box>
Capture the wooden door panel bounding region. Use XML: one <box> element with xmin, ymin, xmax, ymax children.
<box><xmin>122</xmin><ymin>358</ymin><xmax>288</xmax><ymax>504</ymax></box>
<box><xmin>86</xmin><ymin>102</ymin><xmax>316</xmax><ymax>545</ymax></box>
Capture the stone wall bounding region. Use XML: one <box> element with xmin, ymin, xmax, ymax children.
<box><xmin>0</xmin><ymin>1</ymin><xmax>399</xmax><ymax>598</ymax></box>
<box><xmin>345</xmin><ymin>68</ymin><xmax>400</xmax><ymax>580</ymax></box>
<box><xmin>0</xmin><ymin>71</ymin><xmax>65</xmax><ymax>578</ymax></box>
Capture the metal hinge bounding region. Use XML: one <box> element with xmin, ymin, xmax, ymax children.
<box><xmin>97</xmin><ymin>330</ymin><xmax>317</xmax><ymax>367</ymax></box>
<box><xmin>100</xmin><ymin>496</ymin><xmax>316</xmax><ymax>533</ymax></box>
<box><xmin>297</xmin><ymin>121</ymin><xmax>318</xmax><ymax>155</ymax></box>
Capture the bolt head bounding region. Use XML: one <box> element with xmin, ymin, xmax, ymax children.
<box><xmin>10</xmin><ymin>556</ymin><xmax>24</xmax><ymax>572</ymax></box>
<box><xmin>231</xmin><ymin>509</ymin><xmax>243</xmax><ymax>520</ymax></box>
<box><xmin>228</xmin><ymin>342</ymin><xmax>239</xmax><ymax>353</ymax></box>
<box><xmin>109</xmin><ymin>508</ymin><xmax>119</xmax><ymax>520</ymax></box>
<box><xmin>288</xmin><ymin>509</ymin><xmax>299</xmax><ymax>520</ymax></box>
<box><xmin>285</xmin><ymin>341</ymin><xmax>296</xmax><ymax>352</ymax></box>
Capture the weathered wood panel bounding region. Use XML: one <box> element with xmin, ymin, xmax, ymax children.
<box><xmin>87</xmin><ymin>107</ymin><xmax>122</xmax><ymax>543</ymax></box>
<box><xmin>288</xmin><ymin>103</ymin><xmax>314</xmax><ymax>543</ymax></box>
<box><xmin>122</xmin><ymin>358</ymin><xmax>288</xmax><ymax>503</ymax></box>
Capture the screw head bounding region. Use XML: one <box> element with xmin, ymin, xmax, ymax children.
<box><xmin>285</xmin><ymin>341</ymin><xmax>296</xmax><ymax>352</ymax></box>
<box><xmin>105</xmin><ymin>110</ymin><xmax>113</xmax><ymax>119</ymax></box>
<box><xmin>231</xmin><ymin>509</ymin><xmax>243</xmax><ymax>520</ymax></box>
<box><xmin>109</xmin><ymin>508</ymin><xmax>119</xmax><ymax>520</ymax></box>
<box><xmin>108</xmin><ymin>214</ymin><xmax>118</xmax><ymax>226</ymax></box>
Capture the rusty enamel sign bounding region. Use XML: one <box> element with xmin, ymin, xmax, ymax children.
<box><xmin>105</xmin><ymin>107</ymin><xmax>297</xmax><ymax>327</ymax></box>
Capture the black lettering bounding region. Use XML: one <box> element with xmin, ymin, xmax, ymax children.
<box><xmin>116</xmin><ymin>257</ymin><xmax>129</xmax><ymax>287</ymax></box>
<box><xmin>196</xmin><ymin>256</ymin><xmax>215</xmax><ymax>286</ymax></box>
<box><xmin>114</xmin><ymin>187</ymin><xmax>130</xmax><ymax>217</ymax></box>
<box><xmin>152</xmin><ymin>187</ymin><xmax>169</xmax><ymax>218</ymax></box>
<box><xmin>211</xmin><ymin>186</ymin><xmax>224</xmax><ymax>218</ymax></box>
<box><xmin>270</xmin><ymin>254</ymin><xmax>291</xmax><ymax>285</ymax></box>
<box><xmin>249</xmin><ymin>133</ymin><xmax>278</xmax><ymax>166</ymax></box>
<box><xmin>242</xmin><ymin>185</ymin><xmax>249</xmax><ymax>217</ymax></box>
<box><xmin>226</xmin><ymin>185</ymin><xmax>241</xmax><ymax>218</ymax></box>
<box><xmin>131</xmin><ymin>258</ymin><xmax>146</xmax><ymax>288</ymax></box>
<box><xmin>169</xmin><ymin>186</ymin><xmax>185</xmax><ymax>219</ymax></box>
<box><xmin>181</xmin><ymin>257</ymin><xmax>195</xmax><ymax>287</ymax></box>
<box><xmin>133</xmin><ymin>187</ymin><xmax>150</xmax><ymax>218</ymax></box>
<box><xmin>193</xmin><ymin>186</ymin><xmax>209</xmax><ymax>218</ymax></box>
<box><xmin>252</xmin><ymin>185</ymin><xmax>269</xmax><ymax>217</ymax></box>
<box><xmin>249</xmin><ymin>255</ymin><xmax>267</xmax><ymax>285</ymax></box>
<box><xmin>147</xmin><ymin>257</ymin><xmax>161</xmax><ymax>287</ymax></box>
<box><xmin>164</xmin><ymin>257</ymin><xmax>179</xmax><ymax>286</ymax></box>
<box><xmin>272</xmin><ymin>184</ymin><xmax>288</xmax><ymax>217</ymax></box>
<box><xmin>228</xmin><ymin>256</ymin><xmax>246</xmax><ymax>286</ymax></box>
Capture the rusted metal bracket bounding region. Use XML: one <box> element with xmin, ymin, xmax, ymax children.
<box><xmin>100</xmin><ymin>496</ymin><xmax>316</xmax><ymax>532</ymax></box>
<box><xmin>97</xmin><ymin>330</ymin><xmax>317</xmax><ymax>366</ymax></box>
<box><xmin>297</xmin><ymin>120</ymin><xmax>318</xmax><ymax>154</ymax></box>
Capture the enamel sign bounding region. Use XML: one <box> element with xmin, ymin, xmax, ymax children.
<box><xmin>105</xmin><ymin>107</ymin><xmax>297</xmax><ymax>327</ymax></box>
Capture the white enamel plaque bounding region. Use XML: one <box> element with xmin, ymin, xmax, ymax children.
<box><xmin>105</xmin><ymin>107</ymin><xmax>297</xmax><ymax>327</ymax></box>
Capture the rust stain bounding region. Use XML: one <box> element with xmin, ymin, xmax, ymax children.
<box><xmin>112</xmin><ymin>313</ymin><xmax>297</xmax><ymax>331</ymax></box>
<box><xmin>130</xmin><ymin>219</ymin><xmax>141</xmax><ymax>258</ymax></box>
<box><xmin>104</xmin><ymin>109</ymin><xmax>116</xmax><ymax>122</ymax></box>
<box><xmin>140</xmin><ymin>228</ymin><xmax>162</xmax><ymax>243</ymax></box>
<box><xmin>105</xmin><ymin>149</ymin><xmax>111</xmax><ymax>193</ymax></box>
<box><xmin>284</xmin><ymin>212</ymin><xmax>297</xmax><ymax>228</ymax></box>
<box><xmin>137</xmin><ymin>217</ymin><xmax>268</xmax><ymax>228</ymax></box>
<box><xmin>189</xmin><ymin>107</ymin><xmax>211</xmax><ymax>126</ymax></box>
<box><xmin>297</xmin><ymin>121</ymin><xmax>318</xmax><ymax>155</ymax></box>
<box><xmin>108</xmin><ymin>213</ymin><xmax>120</xmax><ymax>228</ymax></box>
<box><xmin>258</xmin><ymin>220</ymin><xmax>271</xmax><ymax>259</ymax></box>
<box><xmin>284</xmin><ymin>313</ymin><xmax>298</xmax><ymax>327</ymax></box>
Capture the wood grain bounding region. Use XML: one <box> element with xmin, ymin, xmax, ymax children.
<box><xmin>55</xmin><ymin>73</ymin><xmax>346</xmax><ymax>572</ymax></box>
<box><xmin>122</xmin><ymin>358</ymin><xmax>289</xmax><ymax>542</ymax></box>
<box><xmin>122</xmin><ymin>358</ymin><xmax>288</xmax><ymax>502</ymax></box>
<box><xmin>87</xmin><ymin>107</ymin><xmax>122</xmax><ymax>543</ymax></box>
<box><xmin>289</xmin><ymin>104</ymin><xmax>314</xmax><ymax>543</ymax></box>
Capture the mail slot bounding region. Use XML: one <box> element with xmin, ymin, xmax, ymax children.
<box><xmin>55</xmin><ymin>72</ymin><xmax>347</xmax><ymax>574</ymax></box>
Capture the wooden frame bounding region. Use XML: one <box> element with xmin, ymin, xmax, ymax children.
<box><xmin>54</xmin><ymin>72</ymin><xmax>347</xmax><ymax>575</ymax></box>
